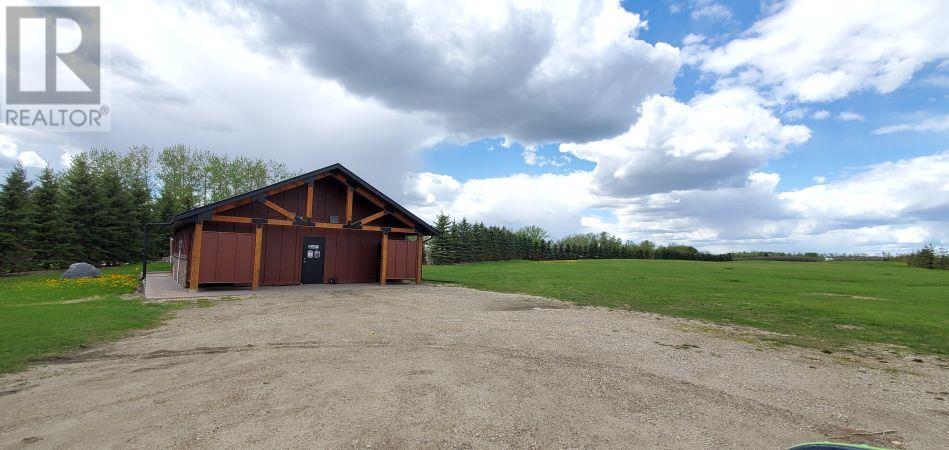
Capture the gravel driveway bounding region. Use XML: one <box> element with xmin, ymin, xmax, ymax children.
<box><xmin>1</xmin><ymin>284</ymin><xmax>946</xmax><ymax>448</ymax></box>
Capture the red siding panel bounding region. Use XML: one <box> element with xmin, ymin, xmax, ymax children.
<box><xmin>271</xmin><ymin>184</ymin><xmax>307</xmax><ymax>218</ymax></box>
<box><xmin>386</xmin><ymin>239</ymin><xmax>418</xmax><ymax>280</ymax></box>
<box><xmin>325</xmin><ymin>228</ymin><xmax>338</xmax><ymax>281</ymax></box>
<box><xmin>198</xmin><ymin>230</ymin><xmax>254</xmax><ymax>284</ymax></box>
<box><xmin>348</xmin><ymin>232</ymin><xmax>359</xmax><ymax>281</ymax></box>
<box><xmin>215</xmin><ymin>233</ymin><xmax>237</xmax><ymax>280</ymax></box>
<box><xmin>262</xmin><ymin>226</ymin><xmax>287</xmax><ymax>285</ymax></box>
<box><xmin>280</xmin><ymin>227</ymin><xmax>296</xmax><ymax>284</ymax></box>
<box><xmin>256</xmin><ymin>225</ymin><xmax>385</xmax><ymax>286</ymax></box>
<box><xmin>236</xmin><ymin>233</ymin><xmax>255</xmax><ymax>281</ymax></box>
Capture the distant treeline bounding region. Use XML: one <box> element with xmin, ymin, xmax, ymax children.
<box><xmin>902</xmin><ymin>244</ymin><xmax>949</xmax><ymax>270</ymax></box>
<box><xmin>0</xmin><ymin>145</ymin><xmax>293</xmax><ymax>274</ymax></box>
<box><xmin>732</xmin><ymin>251</ymin><xmax>823</xmax><ymax>262</ymax></box>
<box><xmin>426</xmin><ymin>214</ymin><xmax>733</xmax><ymax>264</ymax></box>
<box><xmin>735</xmin><ymin>248</ymin><xmax>949</xmax><ymax>270</ymax></box>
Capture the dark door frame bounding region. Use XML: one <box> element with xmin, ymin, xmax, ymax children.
<box><xmin>301</xmin><ymin>236</ymin><xmax>326</xmax><ymax>284</ymax></box>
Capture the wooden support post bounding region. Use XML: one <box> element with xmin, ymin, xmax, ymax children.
<box><xmin>305</xmin><ymin>181</ymin><xmax>314</xmax><ymax>219</ymax></box>
<box><xmin>189</xmin><ymin>221</ymin><xmax>204</xmax><ymax>292</ymax></box>
<box><xmin>345</xmin><ymin>187</ymin><xmax>354</xmax><ymax>223</ymax></box>
<box><xmin>379</xmin><ymin>232</ymin><xmax>388</xmax><ymax>285</ymax></box>
<box><xmin>416</xmin><ymin>234</ymin><xmax>423</xmax><ymax>284</ymax></box>
<box><xmin>252</xmin><ymin>224</ymin><xmax>263</xmax><ymax>290</ymax></box>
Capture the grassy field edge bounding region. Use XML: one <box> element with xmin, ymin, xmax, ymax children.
<box><xmin>423</xmin><ymin>259</ymin><xmax>949</xmax><ymax>357</ymax></box>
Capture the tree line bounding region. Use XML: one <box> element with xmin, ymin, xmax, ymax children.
<box><xmin>425</xmin><ymin>214</ymin><xmax>949</xmax><ymax>270</ymax></box>
<box><xmin>0</xmin><ymin>145</ymin><xmax>293</xmax><ymax>274</ymax></box>
<box><xmin>4</xmin><ymin>150</ymin><xmax>945</xmax><ymax>274</ymax></box>
<box><xmin>426</xmin><ymin>213</ymin><xmax>733</xmax><ymax>264</ymax></box>
<box><xmin>903</xmin><ymin>244</ymin><xmax>949</xmax><ymax>270</ymax></box>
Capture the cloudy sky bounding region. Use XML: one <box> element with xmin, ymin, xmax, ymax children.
<box><xmin>2</xmin><ymin>0</ymin><xmax>948</xmax><ymax>253</ymax></box>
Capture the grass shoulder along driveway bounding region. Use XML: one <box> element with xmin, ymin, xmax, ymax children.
<box><xmin>0</xmin><ymin>263</ymin><xmax>174</xmax><ymax>374</ymax></box>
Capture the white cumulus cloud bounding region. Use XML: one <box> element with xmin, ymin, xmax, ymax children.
<box><xmin>560</xmin><ymin>88</ymin><xmax>810</xmax><ymax>196</ymax></box>
<box><xmin>401</xmin><ymin>150</ymin><xmax>949</xmax><ymax>253</ymax></box>
<box><xmin>779</xmin><ymin>151</ymin><xmax>949</xmax><ymax>223</ymax></box>
<box><xmin>241</xmin><ymin>0</ymin><xmax>681</xmax><ymax>144</ymax></box>
<box><xmin>403</xmin><ymin>171</ymin><xmax>596</xmax><ymax>237</ymax></box>
<box><xmin>689</xmin><ymin>0</ymin><xmax>949</xmax><ymax>102</ymax></box>
<box><xmin>0</xmin><ymin>136</ymin><xmax>47</xmax><ymax>169</ymax></box>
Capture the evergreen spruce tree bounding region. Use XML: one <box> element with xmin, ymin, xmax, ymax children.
<box><xmin>455</xmin><ymin>218</ymin><xmax>472</xmax><ymax>263</ymax></box>
<box><xmin>445</xmin><ymin>220</ymin><xmax>460</xmax><ymax>263</ymax></box>
<box><xmin>428</xmin><ymin>213</ymin><xmax>452</xmax><ymax>264</ymax></box>
<box><xmin>61</xmin><ymin>156</ymin><xmax>105</xmax><ymax>264</ymax></box>
<box><xmin>470</xmin><ymin>222</ymin><xmax>487</xmax><ymax>262</ymax></box>
<box><xmin>0</xmin><ymin>163</ymin><xmax>33</xmax><ymax>273</ymax></box>
<box><xmin>29</xmin><ymin>167</ymin><xmax>67</xmax><ymax>269</ymax></box>
<box><xmin>97</xmin><ymin>168</ymin><xmax>136</xmax><ymax>264</ymax></box>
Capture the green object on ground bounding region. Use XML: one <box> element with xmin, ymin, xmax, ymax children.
<box><xmin>424</xmin><ymin>260</ymin><xmax>949</xmax><ymax>356</ymax></box>
<box><xmin>788</xmin><ymin>442</ymin><xmax>886</xmax><ymax>450</ymax></box>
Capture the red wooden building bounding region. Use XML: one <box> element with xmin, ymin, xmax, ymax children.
<box><xmin>168</xmin><ymin>164</ymin><xmax>437</xmax><ymax>291</ymax></box>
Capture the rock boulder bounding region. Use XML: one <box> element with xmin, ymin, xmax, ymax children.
<box><xmin>61</xmin><ymin>262</ymin><xmax>101</xmax><ymax>279</ymax></box>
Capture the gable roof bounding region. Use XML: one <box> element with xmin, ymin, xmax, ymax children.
<box><xmin>170</xmin><ymin>163</ymin><xmax>438</xmax><ymax>235</ymax></box>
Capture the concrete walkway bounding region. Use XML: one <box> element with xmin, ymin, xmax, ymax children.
<box><xmin>143</xmin><ymin>272</ymin><xmax>399</xmax><ymax>300</ymax></box>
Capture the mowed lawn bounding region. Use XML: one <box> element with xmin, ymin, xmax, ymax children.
<box><xmin>0</xmin><ymin>263</ymin><xmax>174</xmax><ymax>374</ymax></box>
<box><xmin>425</xmin><ymin>260</ymin><xmax>949</xmax><ymax>356</ymax></box>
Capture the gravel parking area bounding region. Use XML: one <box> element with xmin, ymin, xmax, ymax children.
<box><xmin>1</xmin><ymin>284</ymin><xmax>946</xmax><ymax>448</ymax></box>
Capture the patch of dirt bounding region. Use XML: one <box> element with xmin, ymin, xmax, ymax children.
<box><xmin>4</xmin><ymin>296</ymin><xmax>103</xmax><ymax>307</ymax></box>
<box><xmin>487</xmin><ymin>296</ymin><xmax>574</xmax><ymax>312</ymax></box>
<box><xmin>59</xmin><ymin>296</ymin><xmax>102</xmax><ymax>304</ymax></box>
<box><xmin>808</xmin><ymin>292</ymin><xmax>883</xmax><ymax>300</ymax></box>
<box><xmin>492</xmin><ymin>302</ymin><xmax>571</xmax><ymax>312</ymax></box>
<box><xmin>142</xmin><ymin>346</ymin><xmax>239</xmax><ymax>359</ymax></box>
<box><xmin>656</xmin><ymin>342</ymin><xmax>702</xmax><ymax>350</ymax></box>
<box><xmin>1</xmin><ymin>285</ymin><xmax>945</xmax><ymax>448</ymax></box>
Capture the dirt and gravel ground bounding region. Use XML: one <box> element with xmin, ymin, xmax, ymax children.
<box><xmin>1</xmin><ymin>284</ymin><xmax>947</xmax><ymax>448</ymax></box>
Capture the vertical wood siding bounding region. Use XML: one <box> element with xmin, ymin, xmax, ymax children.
<box><xmin>198</xmin><ymin>231</ymin><xmax>255</xmax><ymax>284</ymax></box>
<box><xmin>386</xmin><ymin>239</ymin><xmax>419</xmax><ymax>280</ymax></box>
<box><xmin>260</xmin><ymin>226</ymin><xmax>382</xmax><ymax>285</ymax></box>
<box><xmin>313</xmin><ymin>177</ymin><xmax>346</xmax><ymax>222</ymax></box>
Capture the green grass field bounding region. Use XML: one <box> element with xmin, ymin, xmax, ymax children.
<box><xmin>0</xmin><ymin>263</ymin><xmax>174</xmax><ymax>374</ymax></box>
<box><xmin>424</xmin><ymin>260</ymin><xmax>949</xmax><ymax>356</ymax></box>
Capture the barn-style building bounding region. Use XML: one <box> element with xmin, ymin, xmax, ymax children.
<box><xmin>168</xmin><ymin>163</ymin><xmax>437</xmax><ymax>291</ymax></box>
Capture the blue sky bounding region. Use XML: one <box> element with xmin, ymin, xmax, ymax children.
<box><xmin>426</xmin><ymin>1</ymin><xmax>948</xmax><ymax>192</ymax></box>
<box><xmin>2</xmin><ymin>0</ymin><xmax>947</xmax><ymax>253</ymax></box>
